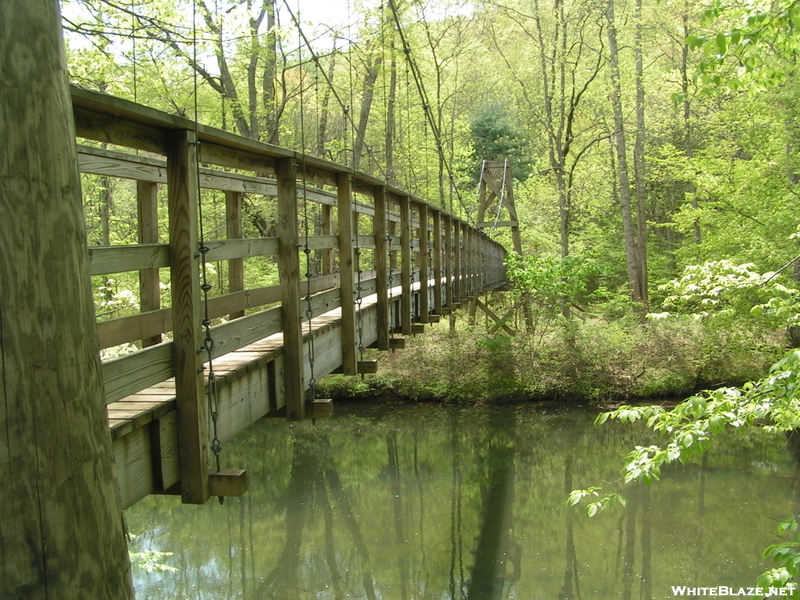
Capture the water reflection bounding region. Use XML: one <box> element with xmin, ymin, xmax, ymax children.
<box><xmin>127</xmin><ymin>404</ymin><xmax>797</xmax><ymax>599</ymax></box>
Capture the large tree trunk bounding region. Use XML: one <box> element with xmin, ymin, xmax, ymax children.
<box><xmin>606</xmin><ymin>0</ymin><xmax>643</xmax><ymax>302</ymax></box>
<box><xmin>0</xmin><ymin>1</ymin><xmax>134</xmax><ymax>598</ymax></box>
<box><xmin>633</xmin><ymin>0</ymin><xmax>649</xmax><ymax>305</ymax></box>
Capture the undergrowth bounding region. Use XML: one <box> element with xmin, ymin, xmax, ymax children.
<box><xmin>317</xmin><ymin>315</ymin><xmax>786</xmax><ymax>405</ymax></box>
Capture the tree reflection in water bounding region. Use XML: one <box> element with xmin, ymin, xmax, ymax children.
<box><xmin>126</xmin><ymin>404</ymin><xmax>798</xmax><ymax>599</ymax></box>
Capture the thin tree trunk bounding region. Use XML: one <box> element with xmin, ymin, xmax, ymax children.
<box><xmin>318</xmin><ymin>47</ymin><xmax>338</xmax><ymax>159</ymax></box>
<box><xmin>606</xmin><ymin>0</ymin><xmax>643</xmax><ymax>302</ymax></box>
<box><xmin>353</xmin><ymin>55</ymin><xmax>383</xmax><ymax>172</ymax></box>
<box><xmin>0</xmin><ymin>1</ymin><xmax>134</xmax><ymax>597</ymax></box>
<box><xmin>682</xmin><ymin>5</ymin><xmax>701</xmax><ymax>245</ymax></box>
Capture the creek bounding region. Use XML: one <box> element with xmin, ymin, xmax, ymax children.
<box><xmin>126</xmin><ymin>402</ymin><xmax>799</xmax><ymax>599</ymax></box>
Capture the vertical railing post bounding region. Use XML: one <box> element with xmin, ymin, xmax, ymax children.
<box><xmin>400</xmin><ymin>195</ymin><xmax>412</xmax><ymax>334</ymax></box>
<box><xmin>225</xmin><ymin>191</ymin><xmax>245</xmax><ymax>320</ymax></box>
<box><xmin>321</xmin><ymin>204</ymin><xmax>333</xmax><ymax>275</ymax></box>
<box><xmin>444</xmin><ymin>214</ymin><xmax>452</xmax><ymax>308</ymax></box>
<box><xmin>167</xmin><ymin>129</ymin><xmax>209</xmax><ymax>505</ymax></box>
<box><xmin>453</xmin><ymin>219</ymin><xmax>461</xmax><ymax>305</ymax></box>
<box><xmin>137</xmin><ymin>180</ymin><xmax>161</xmax><ymax>347</ymax></box>
<box><xmin>433</xmin><ymin>209</ymin><xmax>443</xmax><ymax>315</ymax></box>
<box><xmin>337</xmin><ymin>173</ymin><xmax>358</xmax><ymax>375</ymax></box>
<box><xmin>276</xmin><ymin>157</ymin><xmax>305</xmax><ymax>421</ymax></box>
<box><xmin>373</xmin><ymin>185</ymin><xmax>390</xmax><ymax>350</ymax></box>
<box><xmin>418</xmin><ymin>203</ymin><xmax>429</xmax><ymax>323</ymax></box>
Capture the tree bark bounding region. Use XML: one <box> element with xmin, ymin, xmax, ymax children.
<box><xmin>606</xmin><ymin>0</ymin><xmax>643</xmax><ymax>302</ymax></box>
<box><xmin>0</xmin><ymin>1</ymin><xmax>134</xmax><ymax>597</ymax></box>
<box><xmin>633</xmin><ymin>0</ymin><xmax>649</xmax><ymax>305</ymax></box>
<box><xmin>352</xmin><ymin>54</ymin><xmax>383</xmax><ymax>172</ymax></box>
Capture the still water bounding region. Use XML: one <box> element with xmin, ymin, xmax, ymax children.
<box><xmin>126</xmin><ymin>402</ymin><xmax>800</xmax><ymax>599</ymax></box>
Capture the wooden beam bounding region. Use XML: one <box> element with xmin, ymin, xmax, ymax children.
<box><xmin>373</xmin><ymin>185</ymin><xmax>390</xmax><ymax>351</ymax></box>
<box><xmin>475</xmin><ymin>299</ymin><xmax>516</xmax><ymax>336</ymax></box>
<box><xmin>226</xmin><ymin>191</ymin><xmax>245</xmax><ymax>320</ymax></box>
<box><xmin>166</xmin><ymin>128</ymin><xmax>209</xmax><ymax>505</ymax></box>
<box><xmin>276</xmin><ymin>157</ymin><xmax>305</xmax><ymax>421</ymax></box>
<box><xmin>208</xmin><ymin>469</ymin><xmax>248</xmax><ymax>497</ymax></box>
<box><xmin>399</xmin><ymin>196</ymin><xmax>412</xmax><ymax>335</ymax></box>
<box><xmin>137</xmin><ymin>181</ymin><xmax>162</xmax><ymax>346</ymax></box>
<box><xmin>337</xmin><ymin>173</ymin><xmax>358</xmax><ymax>376</ymax></box>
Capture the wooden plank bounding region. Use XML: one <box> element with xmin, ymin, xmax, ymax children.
<box><xmin>356</xmin><ymin>234</ymin><xmax>376</xmax><ymax>249</ymax></box>
<box><xmin>97</xmin><ymin>309</ymin><xmax>170</xmax><ymax>349</ymax></box>
<box><xmin>198</xmin><ymin>139</ymin><xmax>277</xmax><ymax>174</ymax></box>
<box><xmin>443</xmin><ymin>215</ymin><xmax>453</xmax><ymax>308</ymax></box>
<box><xmin>276</xmin><ymin>157</ymin><xmax>305</xmax><ymax>421</ymax></box>
<box><xmin>337</xmin><ymin>173</ymin><xmax>358</xmax><ymax>376</ymax></box>
<box><xmin>399</xmin><ymin>196</ymin><xmax>412</xmax><ymax>335</ymax></box>
<box><xmin>102</xmin><ymin>343</ymin><xmax>173</xmax><ymax>404</ymax></box>
<box><xmin>79</xmin><ymin>146</ymin><xmax>166</xmax><ymax>182</ymax></box>
<box><xmin>373</xmin><ymin>185</ymin><xmax>390</xmax><ymax>351</ymax></box>
<box><xmin>477</xmin><ymin>221</ymin><xmax>518</xmax><ymax>228</ymax></box>
<box><xmin>305</xmin><ymin>234</ymin><xmax>339</xmax><ymax>250</ymax></box>
<box><xmin>204</xmin><ymin>237</ymin><xmax>279</xmax><ymax>262</ymax></box>
<box><xmin>88</xmin><ymin>244</ymin><xmax>169</xmax><ymax>275</ymax></box>
<box><xmin>137</xmin><ymin>181</ymin><xmax>162</xmax><ymax>347</ymax></box>
<box><xmin>209</xmin><ymin>305</ymin><xmax>283</xmax><ymax>359</ymax></box>
<box><xmin>418</xmin><ymin>203</ymin><xmax>429</xmax><ymax>322</ymax></box>
<box><xmin>167</xmin><ymin>128</ymin><xmax>209</xmax><ymax>504</ymax></box>
<box><xmin>226</xmin><ymin>191</ymin><xmax>245</xmax><ymax>319</ymax></box>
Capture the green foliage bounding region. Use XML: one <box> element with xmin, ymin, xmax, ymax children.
<box><xmin>576</xmin><ymin>348</ymin><xmax>800</xmax><ymax>586</ymax></box>
<box><xmin>469</xmin><ymin>101</ymin><xmax>532</xmax><ymax>181</ymax></box>
<box><xmin>651</xmin><ymin>260</ymin><xmax>800</xmax><ymax>335</ymax></box>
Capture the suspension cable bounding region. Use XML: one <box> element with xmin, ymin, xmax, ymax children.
<box><xmin>192</xmin><ymin>0</ymin><xmax>223</xmax><ymax>503</ymax></box>
<box><xmin>297</xmin><ymin>0</ymin><xmax>318</xmax><ymax>409</ymax></box>
<box><xmin>386</xmin><ymin>0</ymin><xmax>473</xmax><ymax>222</ymax></box>
<box><xmin>282</xmin><ymin>0</ymin><xmax>388</xmax><ymax>180</ymax></box>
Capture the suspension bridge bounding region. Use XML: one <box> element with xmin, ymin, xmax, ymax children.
<box><xmin>70</xmin><ymin>86</ymin><xmax>508</xmax><ymax>509</ymax></box>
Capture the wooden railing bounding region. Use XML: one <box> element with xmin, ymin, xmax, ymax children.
<box><xmin>72</xmin><ymin>85</ymin><xmax>507</xmax><ymax>504</ymax></box>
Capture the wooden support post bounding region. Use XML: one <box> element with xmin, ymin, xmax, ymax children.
<box><xmin>389</xmin><ymin>218</ymin><xmax>398</xmax><ymax>270</ymax></box>
<box><xmin>167</xmin><ymin>129</ymin><xmax>209</xmax><ymax>505</ymax></box>
<box><xmin>225</xmin><ymin>190</ymin><xmax>245</xmax><ymax>319</ymax></box>
<box><xmin>418</xmin><ymin>203</ymin><xmax>429</xmax><ymax>322</ymax></box>
<box><xmin>453</xmin><ymin>220</ymin><xmax>461</xmax><ymax>303</ymax></box>
<box><xmin>137</xmin><ymin>180</ymin><xmax>162</xmax><ymax>347</ymax></box>
<box><xmin>321</xmin><ymin>204</ymin><xmax>333</xmax><ymax>275</ymax></box>
<box><xmin>400</xmin><ymin>195</ymin><xmax>412</xmax><ymax>335</ymax></box>
<box><xmin>276</xmin><ymin>157</ymin><xmax>305</xmax><ymax>421</ymax></box>
<box><xmin>373</xmin><ymin>185</ymin><xmax>390</xmax><ymax>351</ymax></box>
<box><xmin>433</xmin><ymin>209</ymin><xmax>443</xmax><ymax>315</ymax></box>
<box><xmin>0</xmin><ymin>2</ymin><xmax>135</xmax><ymax>592</ymax></box>
<box><xmin>465</xmin><ymin>226</ymin><xmax>472</xmax><ymax>297</ymax></box>
<box><xmin>337</xmin><ymin>173</ymin><xmax>358</xmax><ymax>375</ymax></box>
<box><xmin>444</xmin><ymin>215</ymin><xmax>453</xmax><ymax>308</ymax></box>
<box><xmin>208</xmin><ymin>469</ymin><xmax>248</xmax><ymax>497</ymax></box>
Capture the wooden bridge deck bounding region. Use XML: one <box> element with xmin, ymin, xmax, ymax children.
<box><xmin>71</xmin><ymin>86</ymin><xmax>507</xmax><ymax>508</ymax></box>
